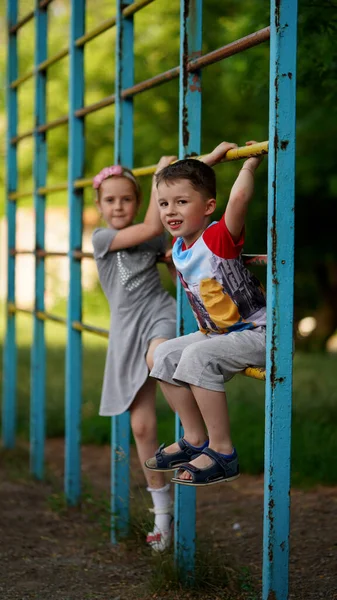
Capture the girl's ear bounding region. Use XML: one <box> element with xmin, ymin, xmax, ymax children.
<box><xmin>205</xmin><ymin>198</ymin><xmax>216</xmax><ymax>216</ymax></box>
<box><xmin>95</xmin><ymin>197</ymin><xmax>102</xmax><ymax>214</ymax></box>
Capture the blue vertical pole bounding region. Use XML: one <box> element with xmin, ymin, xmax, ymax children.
<box><xmin>263</xmin><ymin>1</ymin><xmax>298</xmax><ymax>599</ymax></box>
<box><xmin>65</xmin><ymin>0</ymin><xmax>85</xmax><ymax>505</ymax></box>
<box><xmin>110</xmin><ymin>0</ymin><xmax>134</xmax><ymax>543</ymax></box>
<box><xmin>2</xmin><ymin>1</ymin><xmax>18</xmax><ymax>449</ymax></box>
<box><xmin>30</xmin><ymin>0</ymin><xmax>47</xmax><ymax>479</ymax></box>
<box><xmin>175</xmin><ymin>0</ymin><xmax>202</xmax><ymax>579</ymax></box>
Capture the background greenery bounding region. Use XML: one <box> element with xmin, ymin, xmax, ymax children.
<box><xmin>1</xmin><ymin>1</ymin><xmax>337</xmax><ymax>486</ymax></box>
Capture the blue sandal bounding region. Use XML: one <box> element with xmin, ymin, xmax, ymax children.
<box><xmin>145</xmin><ymin>438</ymin><xmax>209</xmax><ymax>472</ymax></box>
<box><xmin>171</xmin><ymin>447</ymin><xmax>240</xmax><ymax>486</ymax></box>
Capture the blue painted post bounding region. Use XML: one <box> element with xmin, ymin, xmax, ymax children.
<box><xmin>110</xmin><ymin>0</ymin><xmax>134</xmax><ymax>542</ymax></box>
<box><xmin>263</xmin><ymin>1</ymin><xmax>298</xmax><ymax>598</ymax></box>
<box><xmin>2</xmin><ymin>0</ymin><xmax>18</xmax><ymax>449</ymax></box>
<box><xmin>175</xmin><ymin>0</ymin><xmax>202</xmax><ymax>578</ymax></box>
<box><xmin>30</xmin><ymin>0</ymin><xmax>47</xmax><ymax>479</ymax></box>
<box><xmin>65</xmin><ymin>0</ymin><xmax>85</xmax><ymax>505</ymax></box>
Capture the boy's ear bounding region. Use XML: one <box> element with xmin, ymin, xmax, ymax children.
<box><xmin>205</xmin><ymin>198</ymin><xmax>216</xmax><ymax>216</ymax></box>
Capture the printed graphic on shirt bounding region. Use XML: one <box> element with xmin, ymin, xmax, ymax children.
<box><xmin>173</xmin><ymin>220</ymin><xmax>266</xmax><ymax>335</ymax></box>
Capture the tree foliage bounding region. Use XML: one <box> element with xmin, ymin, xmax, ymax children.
<box><xmin>0</xmin><ymin>0</ymin><xmax>337</xmax><ymax>342</ymax></box>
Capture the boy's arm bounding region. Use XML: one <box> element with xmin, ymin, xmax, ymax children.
<box><xmin>225</xmin><ymin>141</ymin><xmax>263</xmax><ymax>242</ymax></box>
<box><xmin>201</xmin><ymin>140</ymin><xmax>263</xmax><ymax>243</ymax></box>
<box><xmin>108</xmin><ymin>155</ymin><xmax>176</xmax><ymax>251</ymax></box>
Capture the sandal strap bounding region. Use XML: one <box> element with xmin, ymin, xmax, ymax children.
<box><xmin>153</xmin><ymin>438</ymin><xmax>203</xmax><ymax>469</ymax></box>
<box><xmin>174</xmin><ymin>448</ymin><xmax>239</xmax><ymax>484</ymax></box>
<box><xmin>202</xmin><ymin>447</ymin><xmax>238</xmax><ymax>473</ymax></box>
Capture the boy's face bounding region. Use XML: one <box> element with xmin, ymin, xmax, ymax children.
<box><xmin>157</xmin><ymin>179</ymin><xmax>216</xmax><ymax>246</ymax></box>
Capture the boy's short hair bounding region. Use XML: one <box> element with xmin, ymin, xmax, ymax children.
<box><xmin>155</xmin><ymin>158</ymin><xmax>216</xmax><ymax>199</ymax></box>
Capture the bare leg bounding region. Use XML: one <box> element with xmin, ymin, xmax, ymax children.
<box><xmin>157</xmin><ymin>380</ymin><xmax>208</xmax><ymax>451</ymax></box>
<box><xmin>130</xmin><ymin>376</ymin><xmax>166</xmax><ymax>489</ymax></box>
<box><xmin>178</xmin><ymin>384</ymin><xmax>234</xmax><ymax>480</ymax></box>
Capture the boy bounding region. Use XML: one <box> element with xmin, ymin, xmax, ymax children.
<box><xmin>145</xmin><ymin>141</ymin><xmax>266</xmax><ymax>487</ymax></box>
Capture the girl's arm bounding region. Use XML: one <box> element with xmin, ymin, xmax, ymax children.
<box><xmin>109</xmin><ymin>155</ymin><xmax>177</xmax><ymax>251</ymax></box>
<box><xmin>158</xmin><ymin>248</ymin><xmax>177</xmax><ymax>284</ymax></box>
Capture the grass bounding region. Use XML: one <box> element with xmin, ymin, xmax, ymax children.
<box><xmin>1</xmin><ymin>305</ymin><xmax>337</xmax><ymax>487</ymax></box>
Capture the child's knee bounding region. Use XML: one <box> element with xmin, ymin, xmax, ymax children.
<box><xmin>179</xmin><ymin>341</ymin><xmax>205</xmax><ymax>369</ymax></box>
<box><xmin>152</xmin><ymin>338</ymin><xmax>174</xmax><ymax>368</ymax></box>
<box><xmin>131</xmin><ymin>412</ymin><xmax>156</xmax><ymax>441</ymax></box>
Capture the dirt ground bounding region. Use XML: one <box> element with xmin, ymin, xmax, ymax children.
<box><xmin>0</xmin><ymin>440</ymin><xmax>336</xmax><ymax>600</ymax></box>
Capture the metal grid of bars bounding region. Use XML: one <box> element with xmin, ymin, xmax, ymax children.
<box><xmin>3</xmin><ymin>1</ymin><xmax>297</xmax><ymax>598</ymax></box>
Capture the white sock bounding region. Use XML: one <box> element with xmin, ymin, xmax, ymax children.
<box><xmin>147</xmin><ymin>483</ymin><xmax>172</xmax><ymax>532</ymax></box>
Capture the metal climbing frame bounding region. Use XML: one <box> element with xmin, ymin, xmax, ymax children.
<box><xmin>3</xmin><ymin>1</ymin><xmax>297</xmax><ymax>598</ymax></box>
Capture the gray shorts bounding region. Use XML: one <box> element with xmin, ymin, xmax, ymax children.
<box><xmin>150</xmin><ymin>327</ymin><xmax>266</xmax><ymax>392</ymax></box>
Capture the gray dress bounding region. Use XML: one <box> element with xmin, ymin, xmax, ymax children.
<box><xmin>92</xmin><ymin>228</ymin><xmax>176</xmax><ymax>416</ymax></box>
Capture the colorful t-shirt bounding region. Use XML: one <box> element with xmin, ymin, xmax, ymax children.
<box><xmin>172</xmin><ymin>218</ymin><xmax>266</xmax><ymax>335</ymax></box>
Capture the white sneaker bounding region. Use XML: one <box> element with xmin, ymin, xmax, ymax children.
<box><xmin>146</xmin><ymin>505</ymin><xmax>174</xmax><ymax>552</ymax></box>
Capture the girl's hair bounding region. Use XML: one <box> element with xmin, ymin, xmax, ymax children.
<box><xmin>155</xmin><ymin>158</ymin><xmax>216</xmax><ymax>199</ymax></box>
<box><xmin>93</xmin><ymin>165</ymin><xmax>142</xmax><ymax>203</ymax></box>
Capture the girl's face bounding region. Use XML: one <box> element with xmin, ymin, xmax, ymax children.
<box><xmin>96</xmin><ymin>176</ymin><xmax>139</xmax><ymax>230</ymax></box>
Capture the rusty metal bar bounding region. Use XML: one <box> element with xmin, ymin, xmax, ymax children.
<box><xmin>75</xmin><ymin>0</ymin><xmax>154</xmax><ymax>47</ymax></box>
<box><xmin>9</xmin><ymin>9</ymin><xmax>35</xmax><ymax>34</ymax></box>
<box><xmin>189</xmin><ymin>27</ymin><xmax>270</xmax><ymax>71</ymax></box>
<box><xmin>243</xmin><ymin>254</ymin><xmax>268</xmax><ymax>266</ymax></box>
<box><xmin>11</xmin><ymin>115</ymin><xmax>68</xmax><ymax>145</ymax></box>
<box><xmin>10</xmin><ymin>48</ymin><xmax>69</xmax><ymax>90</ymax></box>
<box><xmin>10</xmin><ymin>70</ymin><xmax>34</xmax><ymax>89</ymax></box>
<box><xmin>37</xmin><ymin>115</ymin><xmax>69</xmax><ymax>133</ymax></box>
<box><xmin>10</xmin><ymin>249</ymin><xmax>95</xmax><ymax>259</ymax></box>
<box><xmin>75</xmin><ymin>27</ymin><xmax>269</xmax><ymax>118</ymax></box>
<box><xmin>38</xmin><ymin>47</ymin><xmax>69</xmax><ymax>71</ymax></box>
<box><xmin>8</xmin><ymin>190</ymin><xmax>33</xmax><ymax>201</ymax></box>
<box><xmin>39</xmin><ymin>0</ymin><xmax>54</xmax><ymax>7</ymax></box>
<box><xmin>37</xmin><ymin>183</ymin><xmax>68</xmax><ymax>194</ymax></box>
<box><xmin>11</xmin><ymin>129</ymin><xmax>35</xmax><ymax>144</ymax></box>
<box><xmin>72</xmin><ymin>321</ymin><xmax>109</xmax><ymax>338</ymax></box>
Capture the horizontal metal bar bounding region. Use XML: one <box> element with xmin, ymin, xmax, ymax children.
<box><xmin>74</xmin><ymin>141</ymin><xmax>269</xmax><ymax>189</ymax></box>
<box><xmin>243</xmin><ymin>254</ymin><xmax>267</xmax><ymax>266</ymax></box>
<box><xmin>10</xmin><ymin>70</ymin><xmax>34</xmax><ymax>89</ymax></box>
<box><xmin>37</xmin><ymin>115</ymin><xmax>69</xmax><ymax>133</ymax></box>
<box><xmin>38</xmin><ymin>47</ymin><xmax>69</xmax><ymax>71</ymax></box>
<box><xmin>9</xmin><ymin>249</ymin><xmax>67</xmax><ymax>258</ymax></box>
<box><xmin>11</xmin><ymin>141</ymin><xmax>268</xmax><ymax>199</ymax></box>
<box><xmin>37</xmin><ymin>183</ymin><xmax>68</xmax><ymax>194</ymax></box>
<box><xmin>10</xmin><ymin>48</ymin><xmax>68</xmax><ymax>89</ymax></box>
<box><xmin>189</xmin><ymin>27</ymin><xmax>270</xmax><ymax>72</ymax></box>
<box><xmin>8</xmin><ymin>190</ymin><xmax>33</xmax><ymax>201</ymax></box>
<box><xmin>75</xmin><ymin>27</ymin><xmax>269</xmax><ymax>118</ymax></box>
<box><xmin>11</xmin><ymin>129</ymin><xmax>35</xmax><ymax>144</ymax></box>
<box><xmin>9</xmin><ymin>10</ymin><xmax>35</xmax><ymax>34</ymax></box>
<box><xmin>72</xmin><ymin>321</ymin><xmax>109</xmax><ymax>338</ymax></box>
<box><xmin>7</xmin><ymin>305</ymin><xmax>108</xmax><ymax>340</ymax></box>
<box><xmin>243</xmin><ymin>366</ymin><xmax>266</xmax><ymax>381</ymax></box>
<box><xmin>39</xmin><ymin>0</ymin><xmax>54</xmax><ymax>8</ymax></box>
<box><xmin>7</xmin><ymin>304</ymin><xmax>66</xmax><ymax>325</ymax></box>
<box><xmin>10</xmin><ymin>249</ymin><xmax>95</xmax><ymax>260</ymax></box>
<box><xmin>11</xmin><ymin>116</ymin><xmax>68</xmax><ymax>145</ymax></box>
<box><xmin>73</xmin><ymin>250</ymin><xmax>94</xmax><ymax>259</ymax></box>
<box><xmin>75</xmin><ymin>0</ymin><xmax>155</xmax><ymax>47</ymax></box>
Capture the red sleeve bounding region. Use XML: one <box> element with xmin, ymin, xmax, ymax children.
<box><xmin>202</xmin><ymin>216</ymin><xmax>244</xmax><ymax>259</ymax></box>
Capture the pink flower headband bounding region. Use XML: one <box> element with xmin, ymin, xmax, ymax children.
<box><xmin>93</xmin><ymin>165</ymin><xmax>124</xmax><ymax>189</ymax></box>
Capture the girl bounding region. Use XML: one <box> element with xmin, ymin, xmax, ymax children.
<box><xmin>92</xmin><ymin>157</ymin><xmax>177</xmax><ymax>551</ymax></box>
